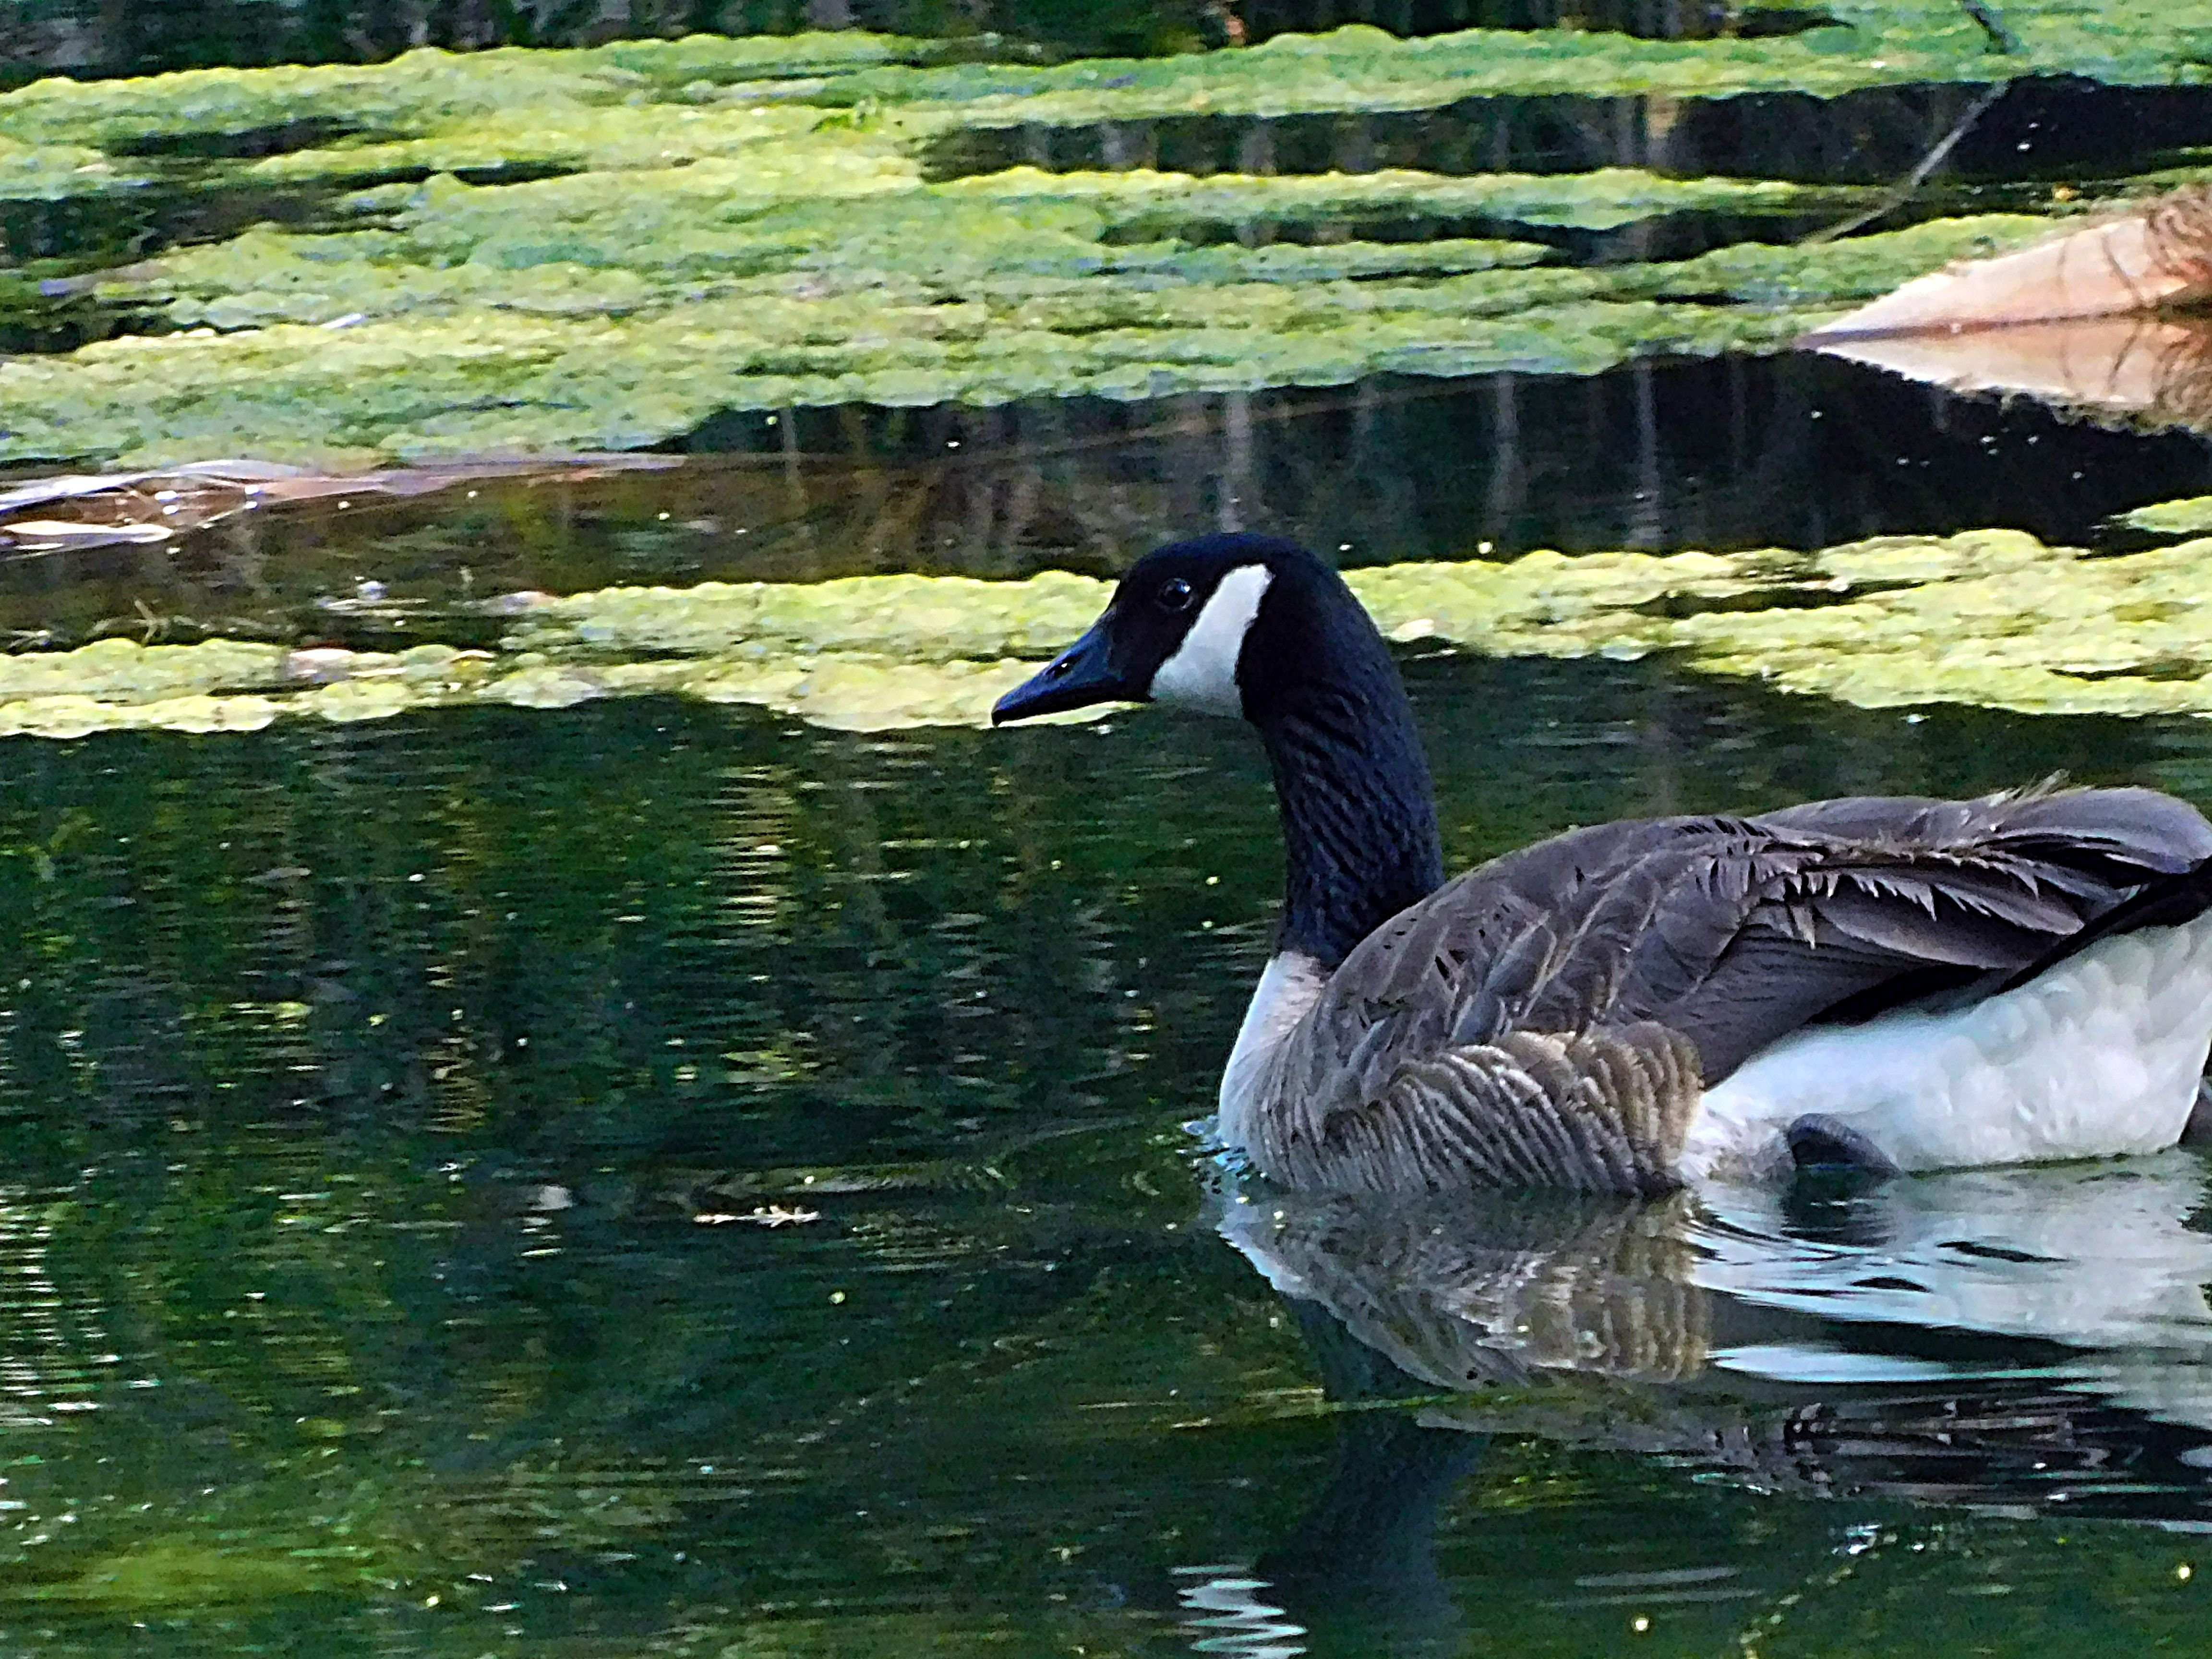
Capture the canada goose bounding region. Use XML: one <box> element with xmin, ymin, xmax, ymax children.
<box><xmin>991</xmin><ymin>533</ymin><xmax>2212</xmax><ymax>1193</ymax></box>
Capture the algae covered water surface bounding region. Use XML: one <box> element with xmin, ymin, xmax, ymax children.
<box><xmin>5</xmin><ymin>9</ymin><xmax>2212</xmax><ymax>467</ymax></box>
<box><xmin>7</xmin><ymin>6</ymin><xmax>2212</xmax><ymax>1656</ymax></box>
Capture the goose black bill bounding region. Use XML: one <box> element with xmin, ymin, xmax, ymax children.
<box><xmin>991</xmin><ymin>619</ymin><xmax>1134</xmax><ymax>723</ymax></box>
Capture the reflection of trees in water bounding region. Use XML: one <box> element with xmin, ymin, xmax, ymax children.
<box><xmin>15</xmin><ymin>354</ymin><xmax>2206</xmax><ymax>654</ymax></box>
<box><xmin>927</xmin><ymin>82</ymin><xmax>2026</xmax><ymax>188</ymax></box>
<box><xmin>4</xmin><ymin>0</ymin><xmax>1796</xmax><ymax>82</ymax></box>
<box><xmin>660</xmin><ymin>359</ymin><xmax>2212</xmax><ymax>587</ymax></box>
<box><xmin>0</xmin><ymin>661</ymin><xmax>2200</xmax><ymax>1631</ymax></box>
<box><xmin>0</xmin><ymin>695</ymin><xmax>1214</xmax><ymax>1609</ymax></box>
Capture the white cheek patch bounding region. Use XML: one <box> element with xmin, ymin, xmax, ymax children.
<box><xmin>1148</xmin><ymin>564</ymin><xmax>1274</xmax><ymax>716</ymax></box>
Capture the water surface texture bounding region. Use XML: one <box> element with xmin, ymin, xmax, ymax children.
<box><xmin>7</xmin><ymin>10</ymin><xmax>2212</xmax><ymax>1655</ymax></box>
<box><xmin>8</xmin><ymin>651</ymin><xmax>2212</xmax><ymax>1655</ymax></box>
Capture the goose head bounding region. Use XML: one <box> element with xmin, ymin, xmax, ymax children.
<box><xmin>992</xmin><ymin>531</ymin><xmax>1443</xmax><ymax>972</ymax></box>
<box><xmin>991</xmin><ymin>532</ymin><xmax>1350</xmax><ymax>726</ymax></box>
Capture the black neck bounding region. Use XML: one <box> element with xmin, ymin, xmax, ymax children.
<box><xmin>1253</xmin><ymin>653</ymin><xmax>1443</xmax><ymax>973</ymax></box>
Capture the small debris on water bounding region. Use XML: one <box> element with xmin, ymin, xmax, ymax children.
<box><xmin>693</xmin><ymin>1205</ymin><xmax>822</xmax><ymax>1227</ymax></box>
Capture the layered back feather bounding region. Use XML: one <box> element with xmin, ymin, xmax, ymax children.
<box><xmin>1245</xmin><ymin>784</ymin><xmax>2212</xmax><ymax>1192</ymax></box>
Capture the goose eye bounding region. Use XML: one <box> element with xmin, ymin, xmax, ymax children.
<box><xmin>1157</xmin><ymin>578</ymin><xmax>1195</xmax><ymax>612</ymax></box>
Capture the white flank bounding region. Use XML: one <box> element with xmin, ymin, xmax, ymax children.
<box><xmin>1678</xmin><ymin>914</ymin><xmax>2212</xmax><ymax>1183</ymax></box>
<box><xmin>1149</xmin><ymin>563</ymin><xmax>1274</xmax><ymax>716</ymax></box>
<box><xmin>1217</xmin><ymin>950</ymin><xmax>1327</xmax><ymax>1155</ymax></box>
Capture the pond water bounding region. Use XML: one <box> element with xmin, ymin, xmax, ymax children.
<box><xmin>12</xmin><ymin>355</ymin><xmax>2210</xmax><ymax>658</ymax></box>
<box><xmin>7</xmin><ymin>617</ymin><xmax>2212</xmax><ymax>1654</ymax></box>
<box><xmin>9</xmin><ymin>16</ymin><xmax>2212</xmax><ymax>1653</ymax></box>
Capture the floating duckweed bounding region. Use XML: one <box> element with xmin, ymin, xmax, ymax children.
<box><xmin>0</xmin><ymin>210</ymin><xmax>2060</xmax><ymax>467</ymax></box>
<box><xmin>957</xmin><ymin>165</ymin><xmax>1836</xmax><ymax>236</ymax></box>
<box><xmin>0</xmin><ymin>619</ymin><xmax>1058</xmax><ymax>739</ymax></box>
<box><xmin>8</xmin><ymin>529</ymin><xmax>2212</xmax><ymax>740</ymax></box>
<box><xmin>1</xmin><ymin>15</ymin><xmax>2203</xmax><ymax>192</ymax></box>
<box><xmin>822</xmin><ymin>11</ymin><xmax>2212</xmax><ymax>126</ymax></box>
<box><xmin>509</xmin><ymin>570</ymin><xmax>1114</xmax><ymax>661</ymax></box>
<box><xmin>0</xmin><ymin>13</ymin><xmax>2196</xmax><ymax>466</ymax></box>
<box><xmin>1357</xmin><ymin>530</ymin><xmax>2212</xmax><ymax>716</ymax></box>
<box><xmin>2122</xmin><ymin>495</ymin><xmax>2212</xmax><ymax>539</ymax></box>
<box><xmin>0</xmin><ymin>134</ymin><xmax>126</xmax><ymax>198</ymax></box>
<box><xmin>0</xmin><ymin>637</ymin><xmax>287</xmax><ymax>700</ymax></box>
<box><xmin>0</xmin><ymin>35</ymin><xmax>939</xmax><ymax>164</ymax></box>
<box><xmin>0</xmin><ymin>690</ymin><xmax>284</xmax><ymax>740</ymax></box>
<box><xmin>680</xmin><ymin>655</ymin><xmax>1045</xmax><ymax>732</ymax></box>
<box><xmin>491</xmin><ymin>663</ymin><xmax>609</xmax><ymax>709</ymax></box>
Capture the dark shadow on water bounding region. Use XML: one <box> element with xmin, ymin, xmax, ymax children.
<box><xmin>663</xmin><ymin>353</ymin><xmax>2212</xmax><ymax>567</ymax></box>
<box><xmin>0</xmin><ymin>179</ymin><xmax>344</xmax><ymax>266</ymax></box>
<box><xmin>921</xmin><ymin>78</ymin><xmax>2212</xmax><ymax>192</ymax></box>
<box><xmin>0</xmin><ymin>157</ymin><xmax>579</xmax><ymax>269</ymax></box>
<box><xmin>1095</xmin><ymin>202</ymin><xmax>1857</xmax><ymax>267</ymax></box>
<box><xmin>107</xmin><ymin>117</ymin><xmax>369</xmax><ymax>160</ymax></box>
<box><xmin>4</xmin><ymin>354</ymin><xmax>2206</xmax><ymax>649</ymax></box>
<box><xmin>1244</xmin><ymin>1302</ymin><xmax>1485</xmax><ymax>1653</ymax></box>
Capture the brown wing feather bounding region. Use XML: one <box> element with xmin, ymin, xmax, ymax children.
<box><xmin>1256</xmin><ymin>785</ymin><xmax>2212</xmax><ymax>1192</ymax></box>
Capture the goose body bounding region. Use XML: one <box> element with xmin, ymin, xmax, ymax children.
<box><xmin>992</xmin><ymin>534</ymin><xmax>2212</xmax><ymax>1194</ymax></box>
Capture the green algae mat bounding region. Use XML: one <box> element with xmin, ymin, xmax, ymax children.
<box><xmin>4</xmin><ymin>11</ymin><xmax>2212</xmax><ymax>738</ymax></box>
<box><xmin>9</xmin><ymin>515</ymin><xmax>2212</xmax><ymax>738</ymax></box>
<box><xmin>2</xmin><ymin>7</ymin><xmax>2209</xmax><ymax>468</ymax></box>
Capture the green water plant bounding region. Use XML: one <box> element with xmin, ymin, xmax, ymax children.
<box><xmin>10</xmin><ymin>511</ymin><xmax>2212</xmax><ymax>739</ymax></box>
<box><xmin>2122</xmin><ymin>495</ymin><xmax>2212</xmax><ymax>539</ymax></box>
<box><xmin>0</xmin><ymin>8</ymin><xmax>2203</xmax><ymax>467</ymax></box>
<box><xmin>0</xmin><ymin>207</ymin><xmax>2051</xmax><ymax>468</ymax></box>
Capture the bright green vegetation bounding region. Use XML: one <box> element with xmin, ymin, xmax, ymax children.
<box><xmin>4</xmin><ymin>8</ymin><xmax>2205</xmax><ymax>183</ymax></box>
<box><xmin>1360</xmin><ymin>529</ymin><xmax>2212</xmax><ymax>716</ymax></box>
<box><xmin>2122</xmin><ymin>494</ymin><xmax>2212</xmax><ymax>537</ymax></box>
<box><xmin>0</xmin><ymin>637</ymin><xmax>1050</xmax><ymax>739</ymax></box>
<box><xmin>479</xmin><ymin>522</ymin><xmax>2212</xmax><ymax>723</ymax></box>
<box><xmin>13</xmin><ymin>508</ymin><xmax>2212</xmax><ymax>737</ymax></box>
<box><xmin>813</xmin><ymin>4</ymin><xmax>2212</xmax><ymax>121</ymax></box>
<box><xmin>0</xmin><ymin>206</ymin><xmax>2050</xmax><ymax>466</ymax></box>
<box><xmin>0</xmin><ymin>7</ymin><xmax>2203</xmax><ymax>466</ymax></box>
<box><xmin>0</xmin><ymin>32</ymin><xmax>949</xmax><ymax>166</ymax></box>
<box><xmin>0</xmin><ymin>134</ymin><xmax>119</xmax><ymax>200</ymax></box>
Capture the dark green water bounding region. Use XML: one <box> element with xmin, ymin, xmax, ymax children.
<box><xmin>11</xmin><ymin>9</ymin><xmax>2212</xmax><ymax>1652</ymax></box>
<box><xmin>7</xmin><ymin>649</ymin><xmax>2212</xmax><ymax>1653</ymax></box>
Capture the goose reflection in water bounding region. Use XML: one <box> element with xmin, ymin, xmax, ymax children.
<box><xmin>1183</xmin><ymin>1154</ymin><xmax>2212</xmax><ymax>1655</ymax></box>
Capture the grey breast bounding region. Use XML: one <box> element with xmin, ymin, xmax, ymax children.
<box><xmin>1247</xmin><ymin>785</ymin><xmax>2212</xmax><ymax>1195</ymax></box>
